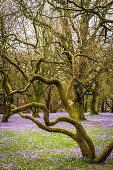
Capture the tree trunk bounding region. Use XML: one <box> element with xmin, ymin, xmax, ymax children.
<box><xmin>100</xmin><ymin>100</ymin><xmax>105</xmax><ymax>112</ymax></box>
<box><xmin>2</xmin><ymin>99</ymin><xmax>12</xmax><ymax>122</ymax></box>
<box><xmin>1</xmin><ymin>74</ymin><xmax>13</xmax><ymax>122</ymax></box>
<box><xmin>111</xmin><ymin>99</ymin><xmax>113</xmax><ymax>113</ymax></box>
<box><xmin>45</xmin><ymin>86</ymin><xmax>51</xmax><ymax>111</ymax></box>
<box><xmin>76</xmin><ymin>131</ymin><xmax>95</xmax><ymax>160</ymax></box>
<box><xmin>2</xmin><ymin>108</ymin><xmax>11</xmax><ymax>122</ymax></box>
<box><xmin>1</xmin><ymin>80</ymin><xmax>13</xmax><ymax>122</ymax></box>
<box><xmin>74</xmin><ymin>98</ymin><xmax>86</xmax><ymax>120</ymax></box>
<box><xmin>90</xmin><ymin>90</ymin><xmax>99</xmax><ymax>115</ymax></box>
<box><xmin>94</xmin><ymin>139</ymin><xmax>113</xmax><ymax>163</ymax></box>
<box><xmin>84</xmin><ymin>95</ymin><xmax>88</xmax><ymax>113</ymax></box>
<box><xmin>106</xmin><ymin>99</ymin><xmax>113</xmax><ymax>113</ymax></box>
<box><xmin>73</xmin><ymin>84</ymin><xmax>86</xmax><ymax>120</ymax></box>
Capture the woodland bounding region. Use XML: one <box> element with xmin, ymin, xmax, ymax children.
<box><xmin>0</xmin><ymin>0</ymin><xmax>113</xmax><ymax>164</ymax></box>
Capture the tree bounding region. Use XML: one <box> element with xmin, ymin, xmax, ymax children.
<box><xmin>45</xmin><ymin>0</ymin><xmax>113</xmax><ymax>119</ymax></box>
<box><xmin>9</xmin><ymin>55</ymin><xmax>113</xmax><ymax>163</ymax></box>
<box><xmin>42</xmin><ymin>84</ymin><xmax>63</xmax><ymax>113</ymax></box>
<box><xmin>0</xmin><ymin>3</ymin><xmax>14</xmax><ymax>121</ymax></box>
<box><xmin>1</xmin><ymin>51</ymin><xmax>112</xmax><ymax>163</ymax></box>
<box><xmin>4</xmin><ymin>0</ymin><xmax>111</xmax><ymax>121</ymax></box>
<box><xmin>0</xmin><ymin>0</ymin><xmax>113</xmax><ymax>163</ymax></box>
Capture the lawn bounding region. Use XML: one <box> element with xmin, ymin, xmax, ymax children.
<box><xmin>0</xmin><ymin>112</ymin><xmax>113</xmax><ymax>170</ymax></box>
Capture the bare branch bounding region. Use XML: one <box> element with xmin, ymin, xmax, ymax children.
<box><xmin>1</xmin><ymin>54</ymin><xmax>28</xmax><ymax>81</ymax></box>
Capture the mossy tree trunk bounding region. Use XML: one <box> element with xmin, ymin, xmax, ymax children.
<box><xmin>59</xmin><ymin>9</ymin><xmax>86</xmax><ymax>121</ymax></box>
<box><xmin>74</xmin><ymin>84</ymin><xmax>86</xmax><ymax>120</ymax></box>
<box><xmin>90</xmin><ymin>83</ymin><xmax>99</xmax><ymax>115</ymax></box>
<box><xmin>74</xmin><ymin>99</ymin><xmax>86</xmax><ymax>120</ymax></box>
<box><xmin>0</xmin><ymin>13</ymin><xmax>12</xmax><ymax>122</ymax></box>
<box><xmin>2</xmin><ymin>100</ymin><xmax>12</xmax><ymax>122</ymax></box>
<box><xmin>32</xmin><ymin>82</ymin><xmax>42</xmax><ymax>118</ymax></box>
<box><xmin>100</xmin><ymin>100</ymin><xmax>106</xmax><ymax>112</ymax></box>
<box><xmin>90</xmin><ymin>94</ymin><xmax>99</xmax><ymax>115</ymax></box>
<box><xmin>45</xmin><ymin>85</ymin><xmax>51</xmax><ymax>111</ymax></box>
<box><xmin>106</xmin><ymin>99</ymin><xmax>113</xmax><ymax>113</ymax></box>
<box><xmin>2</xmin><ymin>77</ymin><xmax>13</xmax><ymax>122</ymax></box>
<box><xmin>84</xmin><ymin>95</ymin><xmax>88</xmax><ymax>113</ymax></box>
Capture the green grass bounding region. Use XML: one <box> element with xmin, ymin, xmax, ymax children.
<box><xmin>0</xmin><ymin>113</ymin><xmax>113</xmax><ymax>169</ymax></box>
<box><xmin>0</xmin><ymin>129</ymin><xmax>113</xmax><ymax>170</ymax></box>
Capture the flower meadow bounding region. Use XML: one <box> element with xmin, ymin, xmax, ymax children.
<box><xmin>0</xmin><ymin>112</ymin><xmax>113</xmax><ymax>170</ymax></box>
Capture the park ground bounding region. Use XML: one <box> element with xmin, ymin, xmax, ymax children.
<box><xmin>0</xmin><ymin>112</ymin><xmax>113</xmax><ymax>170</ymax></box>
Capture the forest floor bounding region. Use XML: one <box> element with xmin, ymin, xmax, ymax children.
<box><xmin>0</xmin><ymin>112</ymin><xmax>113</xmax><ymax>170</ymax></box>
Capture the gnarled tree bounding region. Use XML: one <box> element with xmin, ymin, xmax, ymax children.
<box><xmin>10</xmin><ymin>57</ymin><xmax>113</xmax><ymax>163</ymax></box>
<box><xmin>1</xmin><ymin>52</ymin><xmax>112</xmax><ymax>163</ymax></box>
<box><xmin>0</xmin><ymin>0</ymin><xmax>113</xmax><ymax>163</ymax></box>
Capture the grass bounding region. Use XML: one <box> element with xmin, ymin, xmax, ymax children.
<box><xmin>0</xmin><ymin>113</ymin><xmax>113</xmax><ymax>169</ymax></box>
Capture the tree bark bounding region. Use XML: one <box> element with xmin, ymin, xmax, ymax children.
<box><xmin>2</xmin><ymin>94</ymin><xmax>12</xmax><ymax>122</ymax></box>
<box><xmin>94</xmin><ymin>139</ymin><xmax>113</xmax><ymax>163</ymax></box>
<box><xmin>100</xmin><ymin>100</ymin><xmax>105</xmax><ymax>112</ymax></box>
<box><xmin>106</xmin><ymin>99</ymin><xmax>113</xmax><ymax>113</ymax></box>
<box><xmin>84</xmin><ymin>95</ymin><xmax>88</xmax><ymax>113</ymax></box>
<box><xmin>1</xmin><ymin>72</ymin><xmax>13</xmax><ymax>122</ymax></box>
<box><xmin>74</xmin><ymin>84</ymin><xmax>86</xmax><ymax>120</ymax></box>
<box><xmin>74</xmin><ymin>100</ymin><xmax>86</xmax><ymax>120</ymax></box>
<box><xmin>90</xmin><ymin>86</ymin><xmax>99</xmax><ymax>115</ymax></box>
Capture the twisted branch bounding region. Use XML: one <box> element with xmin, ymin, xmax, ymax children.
<box><xmin>11</xmin><ymin>102</ymin><xmax>95</xmax><ymax>160</ymax></box>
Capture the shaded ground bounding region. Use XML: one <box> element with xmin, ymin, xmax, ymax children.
<box><xmin>0</xmin><ymin>112</ymin><xmax>113</xmax><ymax>169</ymax></box>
